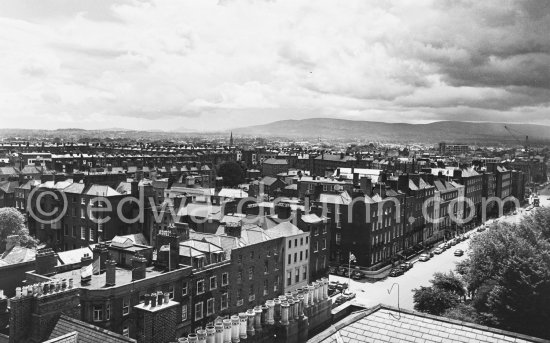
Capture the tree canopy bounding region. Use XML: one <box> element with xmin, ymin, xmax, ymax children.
<box><xmin>217</xmin><ymin>161</ymin><xmax>245</xmax><ymax>187</ymax></box>
<box><xmin>0</xmin><ymin>208</ymin><xmax>38</xmax><ymax>253</ymax></box>
<box><xmin>414</xmin><ymin>207</ymin><xmax>550</xmax><ymax>340</ymax></box>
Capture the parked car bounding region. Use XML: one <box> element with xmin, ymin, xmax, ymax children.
<box><xmin>418</xmin><ymin>254</ymin><xmax>430</xmax><ymax>262</ymax></box>
<box><xmin>454</xmin><ymin>249</ymin><xmax>464</xmax><ymax>256</ymax></box>
<box><xmin>450</xmin><ymin>238</ymin><xmax>458</xmax><ymax>246</ymax></box>
<box><xmin>400</xmin><ymin>262</ymin><xmax>413</xmax><ymax>271</ymax></box>
<box><xmin>438</xmin><ymin>243</ymin><xmax>447</xmax><ymax>251</ymax></box>
<box><xmin>434</xmin><ymin>247</ymin><xmax>444</xmax><ymax>254</ymax></box>
<box><xmin>351</xmin><ymin>270</ymin><xmax>365</xmax><ymax>280</ymax></box>
<box><xmin>389</xmin><ymin>268</ymin><xmax>404</xmax><ymax>277</ymax></box>
<box><xmin>329</xmin><ymin>266</ymin><xmax>337</xmax><ymax>275</ymax></box>
<box><xmin>444</xmin><ymin>241</ymin><xmax>452</xmax><ymax>249</ymax></box>
<box><xmin>477</xmin><ymin>226</ymin><xmax>486</xmax><ymax>232</ymax></box>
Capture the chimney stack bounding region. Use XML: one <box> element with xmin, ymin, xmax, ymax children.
<box><xmin>35</xmin><ymin>248</ymin><xmax>57</xmax><ymax>276</ymax></box>
<box><xmin>359</xmin><ymin>177</ymin><xmax>372</xmax><ymax>196</ymax></box>
<box><xmin>132</xmin><ymin>254</ymin><xmax>147</xmax><ymax>281</ymax></box>
<box><xmin>92</xmin><ymin>243</ymin><xmax>109</xmax><ymax>273</ymax></box>
<box><xmin>105</xmin><ymin>259</ymin><xmax>116</xmax><ymax>286</ymax></box>
<box><xmin>225</xmin><ymin>221</ymin><xmax>242</xmax><ymax>238</ymax></box>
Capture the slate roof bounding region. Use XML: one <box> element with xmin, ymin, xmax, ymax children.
<box><xmin>0</xmin><ymin>246</ymin><xmax>36</xmax><ymax>264</ymax></box>
<box><xmin>57</xmin><ymin>247</ymin><xmax>93</xmax><ymax>266</ymax></box>
<box><xmin>265</xmin><ymin>221</ymin><xmax>304</xmax><ymax>238</ymax></box>
<box><xmin>48</xmin><ymin>315</ymin><xmax>136</xmax><ymax>343</ymax></box>
<box><xmin>0</xmin><ymin>181</ymin><xmax>18</xmax><ymax>193</ymax></box>
<box><xmin>315</xmin><ymin>154</ymin><xmax>356</xmax><ymax>162</ymax></box>
<box><xmin>260</xmin><ymin>176</ymin><xmax>280</xmax><ymax>186</ymax></box>
<box><xmin>218</xmin><ymin>188</ymin><xmax>248</xmax><ymax>198</ymax></box>
<box><xmin>309</xmin><ymin>305</ymin><xmax>549</xmax><ymax>343</ymax></box>
<box><xmin>0</xmin><ymin>167</ymin><xmax>19</xmax><ymax>175</ymax></box>
<box><xmin>263</xmin><ymin>158</ymin><xmax>288</xmax><ymax>165</ymax></box>
<box><xmin>85</xmin><ymin>185</ymin><xmax>121</xmax><ymax>197</ymax></box>
<box><xmin>319</xmin><ymin>191</ymin><xmax>352</xmax><ymax>205</ymax></box>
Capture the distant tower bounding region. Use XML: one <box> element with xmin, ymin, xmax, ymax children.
<box><xmin>230</xmin><ymin>131</ymin><xmax>234</xmax><ymax>146</ymax></box>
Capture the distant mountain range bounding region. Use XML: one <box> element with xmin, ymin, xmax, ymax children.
<box><xmin>233</xmin><ymin>118</ymin><xmax>550</xmax><ymax>144</ymax></box>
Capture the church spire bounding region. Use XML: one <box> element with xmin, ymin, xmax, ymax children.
<box><xmin>229</xmin><ymin>131</ymin><xmax>234</xmax><ymax>146</ymax></box>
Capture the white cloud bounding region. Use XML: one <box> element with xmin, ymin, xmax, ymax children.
<box><xmin>0</xmin><ymin>0</ymin><xmax>549</xmax><ymax>130</ymax></box>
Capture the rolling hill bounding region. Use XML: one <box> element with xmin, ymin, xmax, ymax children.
<box><xmin>232</xmin><ymin>118</ymin><xmax>550</xmax><ymax>144</ymax></box>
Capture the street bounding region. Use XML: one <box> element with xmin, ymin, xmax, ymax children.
<box><xmin>330</xmin><ymin>196</ymin><xmax>549</xmax><ymax>310</ymax></box>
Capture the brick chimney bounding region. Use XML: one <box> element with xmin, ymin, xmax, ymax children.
<box><xmin>92</xmin><ymin>243</ymin><xmax>109</xmax><ymax>272</ymax></box>
<box><xmin>35</xmin><ymin>248</ymin><xmax>57</xmax><ymax>276</ymax></box>
<box><xmin>132</xmin><ymin>254</ymin><xmax>147</xmax><ymax>281</ymax></box>
<box><xmin>359</xmin><ymin>177</ymin><xmax>372</xmax><ymax>196</ymax></box>
<box><xmin>105</xmin><ymin>259</ymin><xmax>116</xmax><ymax>286</ymax></box>
<box><xmin>224</xmin><ymin>221</ymin><xmax>242</xmax><ymax>238</ymax></box>
<box><xmin>80</xmin><ymin>253</ymin><xmax>93</xmax><ymax>284</ymax></box>
<box><xmin>73</xmin><ymin>172</ymin><xmax>85</xmax><ymax>184</ymax></box>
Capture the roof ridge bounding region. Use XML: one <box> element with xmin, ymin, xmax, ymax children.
<box><xmin>376</xmin><ymin>304</ymin><xmax>550</xmax><ymax>343</ymax></box>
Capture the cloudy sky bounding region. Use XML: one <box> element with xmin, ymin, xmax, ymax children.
<box><xmin>1</xmin><ymin>0</ymin><xmax>549</xmax><ymax>131</ymax></box>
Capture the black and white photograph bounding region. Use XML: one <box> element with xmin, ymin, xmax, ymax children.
<box><xmin>0</xmin><ymin>1</ymin><xmax>550</xmax><ymax>342</ymax></box>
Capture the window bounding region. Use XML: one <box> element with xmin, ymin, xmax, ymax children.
<box><xmin>64</xmin><ymin>224</ymin><xmax>69</xmax><ymax>236</ymax></box>
<box><xmin>248</xmin><ymin>267</ymin><xmax>253</xmax><ymax>280</ymax></box>
<box><xmin>323</xmin><ymin>225</ymin><xmax>327</xmax><ymax>234</ymax></box>
<box><xmin>196</xmin><ymin>280</ymin><xmax>205</xmax><ymax>295</ymax></box>
<box><xmin>182</xmin><ymin>304</ymin><xmax>188</xmax><ymax>321</ymax></box>
<box><xmin>249</xmin><ymin>284</ymin><xmax>254</xmax><ymax>295</ymax></box>
<box><xmin>300</xmin><ymin>237</ymin><xmax>303</xmax><ymax>245</ymax></box>
<box><xmin>93</xmin><ymin>305</ymin><xmax>103</xmax><ymax>321</ymax></box>
<box><xmin>122</xmin><ymin>297</ymin><xmax>129</xmax><ymax>316</ymax></box>
<box><xmin>81</xmin><ymin>208</ymin><xmax>85</xmax><ymax>218</ymax></box>
<box><xmin>264</xmin><ymin>261</ymin><xmax>268</xmax><ymax>274</ymax></box>
<box><xmin>105</xmin><ymin>303</ymin><xmax>110</xmax><ymax>320</ymax></box>
<box><xmin>250</xmin><ymin>251</ymin><xmax>254</xmax><ymax>259</ymax></box>
<box><xmin>305</xmin><ymin>249</ymin><xmax>308</xmax><ymax>259</ymax></box>
<box><xmin>207</xmin><ymin>298</ymin><xmax>214</xmax><ymax>316</ymax></box>
<box><xmin>300</xmin><ymin>251</ymin><xmax>303</xmax><ymax>261</ymax></box>
<box><xmin>168</xmin><ymin>285</ymin><xmax>174</xmax><ymax>299</ymax></box>
<box><xmin>287</xmin><ymin>254</ymin><xmax>291</xmax><ymax>264</ymax></box>
<box><xmin>210</xmin><ymin>276</ymin><xmax>217</xmax><ymax>290</ymax></box>
<box><xmin>122</xmin><ymin>326</ymin><xmax>129</xmax><ymax>338</ymax></box>
<box><xmin>303</xmin><ymin>266</ymin><xmax>308</xmax><ymax>280</ymax></box>
<box><xmin>182</xmin><ymin>281</ymin><xmax>188</xmax><ymax>296</ymax></box>
<box><xmin>335</xmin><ymin>233</ymin><xmax>341</xmax><ymax>245</ymax></box>
<box><xmin>238</xmin><ymin>255</ymin><xmax>242</xmax><ymax>264</ymax></box>
<box><xmin>322</xmin><ymin>238</ymin><xmax>327</xmax><ymax>250</ymax></box>
<box><xmin>288</xmin><ymin>241</ymin><xmax>291</xmax><ymax>248</ymax></box>
<box><xmin>294</xmin><ymin>239</ymin><xmax>297</xmax><ymax>247</ymax></box>
<box><xmin>294</xmin><ymin>253</ymin><xmax>297</xmax><ymax>263</ymax></box>
<box><xmin>72</xmin><ymin>225</ymin><xmax>76</xmax><ymax>238</ymax></box>
<box><xmin>287</xmin><ymin>271</ymin><xmax>292</xmax><ymax>286</ymax></box>
<box><xmin>195</xmin><ymin>302</ymin><xmax>203</xmax><ymax>320</ymax></box>
<box><xmin>295</xmin><ymin>268</ymin><xmax>300</xmax><ymax>283</ymax></box>
<box><xmin>237</xmin><ymin>270</ymin><xmax>242</xmax><ymax>283</ymax></box>
<box><xmin>222</xmin><ymin>273</ymin><xmax>228</xmax><ymax>286</ymax></box>
<box><xmin>274</xmin><ymin>276</ymin><xmax>279</xmax><ymax>291</ymax></box>
<box><xmin>89</xmin><ymin>228</ymin><xmax>95</xmax><ymax>242</ymax></box>
<box><xmin>221</xmin><ymin>293</ymin><xmax>228</xmax><ymax>310</ymax></box>
<box><xmin>314</xmin><ymin>241</ymin><xmax>319</xmax><ymax>252</ymax></box>
<box><xmin>306</xmin><ymin>236</ymin><xmax>308</xmax><ymax>244</ymax></box>
<box><xmin>81</xmin><ymin>226</ymin><xmax>86</xmax><ymax>240</ymax></box>
<box><xmin>263</xmin><ymin>280</ymin><xmax>268</xmax><ymax>295</ymax></box>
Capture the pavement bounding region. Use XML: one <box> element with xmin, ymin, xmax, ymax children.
<box><xmin>329</xmin><ymin>196</ymin><xmax>550</xmax><ymax>311</ymax></box>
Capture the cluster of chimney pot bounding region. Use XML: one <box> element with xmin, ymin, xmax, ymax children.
<box><xmin>13</xmin><ymin>278</ymin><xmax>73</xmax><ymax>298</ymax></box>
<box><xmin>166</xmin><ymin>278</ymin><xmax>330</xmax><ymax>343</ymax></box>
